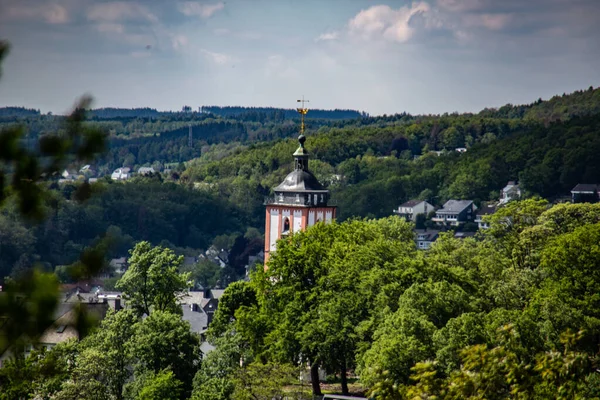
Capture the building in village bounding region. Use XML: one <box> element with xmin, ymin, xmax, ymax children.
<box><xmin>264</xmin><ymin>101</ymin><xmax>336</xmax><ymax>266</ymax></box>
<box><xmin>394</xmin><ymin>200</ymin><xmax>435</xmax><ymax>222</ymax></box>
<box><xmin>475</xmin><ymin>204</ymin><xmax>497</xmax><ymax>229</ymax></box>
<box><xmin>571</xmin><ymin>183</ymin><xmax>600</xmax><ymax>203</ymax></box>
<box><xmin>414</xmin><ymin>229</ymin><xmax>440</xmax><ymax>250</ymax></box>
<box><xmin>500</xmin><ymin>181</ymin><xmax>521</xmax><ymax>204</ymax></box>
<box><xmin>432</xmin><ymin>200</ymin><xmax>476</xmax><ymax>226</ymax></box>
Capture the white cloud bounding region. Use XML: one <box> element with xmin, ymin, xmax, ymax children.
<box><xmin>2</xmin><ymin>3</ymin><xmax>70</xmax><ymax>24</ymax></box>
<box><xmin>316</xmin><ymin>31</ymin><xmax>339</xmax><ymax>41</ymax></box>
<box><xmin>87</xmin><ymin>2</ymin><xmax>158</xmax><ymax>23</ymax></box>
<box><xmin>178</xmin><ymin>2</ymin><xmax>225</xmax><ymax>18</ymax></box>
<box><xmin>348</xmin><ymin>2</ymin><xmax>431</xmax><ymax>43</ymax></box>
<box><xmin>201</xmin><ymin>49</ymin><xmax>233</xmax><ymax>65</ymax></box>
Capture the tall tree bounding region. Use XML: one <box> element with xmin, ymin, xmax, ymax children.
<box><xmin>116</xmin><ymin>242</ymin><xmax>191</xmax><ymax>316</ymax></box>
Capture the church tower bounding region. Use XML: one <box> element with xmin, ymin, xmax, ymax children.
<box><xmin>264</xmin><ymin>100</ymin><xmax>336</xmax><ymax>266</ymax></box>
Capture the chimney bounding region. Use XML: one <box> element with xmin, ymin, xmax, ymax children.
<box><xmin>191</xmin><ymin>303</ymin><xmax>199</xmax><ymax>312</ymax></box>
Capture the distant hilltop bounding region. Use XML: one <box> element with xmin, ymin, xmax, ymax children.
<box><xmin>0</xmin><ymin>105</ymin><xmax>368</xmax><ymax>120</ymax></box>
<box><xmin>199</xmin><ymin>106</ymin><xmax>368</xmax><ymax>120</ymax></box>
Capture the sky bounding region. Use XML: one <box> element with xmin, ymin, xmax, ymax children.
<box><xmin>0</xmin><ymin>0</ymin><xmax>599</xmax><ymax>116</ymax></box>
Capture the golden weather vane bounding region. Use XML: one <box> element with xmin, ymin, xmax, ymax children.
<box><xmin>296</xmin><ymin>96</ymin><xmax>309</xmax><ymax>134</ymax></box>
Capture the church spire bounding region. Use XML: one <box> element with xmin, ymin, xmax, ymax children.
<box><xmin>296</xmin><ymin>96</ymin><xmax>309</xmax><ymax>135</ymax></box>
<box><xmin>294</xmin><ymin>96</ymin><xmax>310</xmax><ymax>171</ymax></box>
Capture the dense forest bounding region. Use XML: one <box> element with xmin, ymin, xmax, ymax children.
<box><xmin>200</xmin><ymin>106</ymin><xmax>367</xmax><ymax>120</ymax></box>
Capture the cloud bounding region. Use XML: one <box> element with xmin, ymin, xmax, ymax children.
<box><xmin>87</xmin><ymin>2</ymin><xmax>158</xmax><ymax>23</ymax></box>
<box><xmin>201</xmin><ymin>49</ymin><xmax>233</xmax><ymax>65</ymax></box>
<box><xmin>348</xmin><ymin>2</ymin><xmax>431</xmax><ymax>43</ymax></box>
<box><xmin>2</xmin><ymin>3</ymin><xmax>70</xmax><ymax>24</ymax></box>
<box><xmin>316</xmin><ymin>31</ymin><xmax>339</xmax><ymax>41</ymax></box>
<box><xmin>178</xmin><ymin>2</ymin><xmax>225</xmax><ymax>18</ymax></box>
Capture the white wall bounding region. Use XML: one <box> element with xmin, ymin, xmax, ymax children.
<box><xmin>269</xmin><ymin>209</ymin><xmax>279</xmax><ymax>251</ymax></box>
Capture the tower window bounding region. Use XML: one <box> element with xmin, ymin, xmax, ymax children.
<box><xmin>282</xmin><ymin>217</ymin><xmax>290</xmax><ymax>234</ymax></box>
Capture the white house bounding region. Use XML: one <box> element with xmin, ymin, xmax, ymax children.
<box><xmin>61</xmin><ymin>169</ymin><xmax>77</xmax><ymax>180</ymax></box>
<box><xmin>111</xmin><ymin>167</ymin><xmax>131</xmax><ymax>181</ymax></box>
<box><xmin>474</xmin><ymin>204</ymin><xmax>497</xmax><ymax>229</ymax></box>
<box><xmin>500</xmin><ymin>181</ymin><xmax>521</xmax><ymax>204</ymax></box>
<box><xmin>138</xmin><ymin>167</ymin><xmax>156</xmax><ymax>175</ymax></box>
<box><xmin>394</xmin><ymin>200</ymin><xmax>435</xmax><ymax>222</ymax></box>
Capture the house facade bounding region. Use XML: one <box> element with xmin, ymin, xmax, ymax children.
<box><xmin>571</xmin><ymin>184</ymin><xmax>600</xmax><ymax>203</ymax></box>
<box><xmin>414</xmin><ymin>229</ymin><xmax>439</xmax><ymax>250</ymax></box>
<box><xmin>500</xmin><ymin>181</ymin><xmax>521</xmax><ymax>204</ymax></box>
<box><xmin>474</xmin><ymin>204</ymin><xmax>497</xmax><ymax>229</ymax></box>
<box><xmin>432</xmin><ymin>200</ymin><xmax>476</xmax><ymax>226</ymax></box>
<box><xmin>111</xmin><ymin>167</ymin><xmax>131</xmax><ymax>181</ymax></box>
<box><xmin>394</xmin><ymin>200</ymin><xmax>435</xmax><ymax>222</ymax></box>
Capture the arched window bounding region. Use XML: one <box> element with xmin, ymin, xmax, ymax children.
<box><xmin>282</xmin><ymin>217</ymin><xmax>290</xmax><ymax>234</ymax></box>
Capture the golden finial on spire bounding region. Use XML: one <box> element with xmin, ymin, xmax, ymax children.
<box><xmin>296</xmin><ymin>96</ymin><xmax>309</xmax><ymax>134</ymax></box>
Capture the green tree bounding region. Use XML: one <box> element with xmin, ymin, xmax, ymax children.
<box><xmin>116</xmin><ymin>242</ymin><xmax>191</xmax><ymax>316</ymax></box>
<box><xmin>137</xmin><ymin>369</ymin><xmax>183</xmax><ymax>400</ymax></box>
<box><xmin>128</xmin><ymin>311</ymin><xmax>201</xmax><ymax>398</ymax></box>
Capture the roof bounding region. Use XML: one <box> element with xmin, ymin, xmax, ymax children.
<box><xmin>181</xmin><ymin>304</ymin><xmax>208</xmax><ymax>334</ymax></box>
<box><xmin>476</xmin><ymin>204</ymin><xmax>497</xmax><ymax>216</ymax></box>
<box><xmin>181</xmin><ymin>291</ymin><xmax>205</xmax><ymax>305</ymax></box>
<box><xmin>399</xmin><ymin>199</ymin><xmax>423</xmax><ymax>208</ymax></box>
<box><xmin>571</xmin><ymin>184</ymin><xmax>600</xmax><ymax>193</ymax></box>
<box><xmin>454</xmin><ymin>231</ymin><xmax>477</xmax><ymax>239</ymax></box>
<box><xmin>438</xmin><ymin>200</ymin><xmax>473</xmax><ymax>214</ymax></box>
<box><xmin>274</xmin><ymin>169</ymin><xmax>327</xmax><ymax>192</ymax></box>
<box><xmin>39</xmin><ymin>310</ymin><xmax>79</xmax><ymax>345</ymax></box>
<box><xmin>211</xmin><ymin>289</ymin><xmax>225</xmax><ymax>299</ymax></box>
<box><xmin>414</xmin><ymin>229</ymin><xmax>439</xmax><ymax>241</ymax></box>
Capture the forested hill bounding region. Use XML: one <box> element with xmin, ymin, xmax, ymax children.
<box><xmin>0</xmin><ymin>106</ymin><xmax>40</xmax><ymax>117</ymax></box>
<box><xmin>184</xmin><ymin>107</ymin><xmax>600</xmax><ymax>221</ymax></box>
<box><xmin>200</xmin><ymin>106</ymin><xmax>367</xmax><ymax>120</ymax></box>
<box><xmin>478</xmin><ymin>85</ymin><xmax>600</xmax><ymax>121</ymax></box>
<box><xmin>89</xmin><ymin>107</ymin><xmax>163</xmax><ymax>119</ymax></box>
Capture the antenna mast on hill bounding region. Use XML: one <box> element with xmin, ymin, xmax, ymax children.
<box><xmin>296</xmin><ymin>96</ymin><xmax>309</xmax><ymax>134</ymax></box>
<box><xmin>188</xmin><ymin>124</ymin><xmax>193</xmax><ymax>147</ymax></box>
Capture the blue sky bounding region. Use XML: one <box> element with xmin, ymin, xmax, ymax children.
<box><xmin>0</xmin><ymin>0</ymin><xmax>598</xmax><ymax>115</ymax></box>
